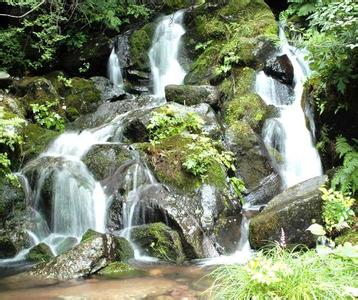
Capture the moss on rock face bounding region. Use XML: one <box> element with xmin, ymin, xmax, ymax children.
<box><xmin>21</xmin><ymin>123</ymin><xmax>60</xmax><ymax>163</ymax></box>
<box><xmin>80</xmin><ymin>229</ymin><xmax>102</xmax><ymax>243</ymax></box>
<box><xmin>114</xmin><ymin>236</ymin><xmax>134</xmax><ymax>261</ymax></box>
<box><xmin>131</xmin><ymin>222</ymin><xmax>185</xmax><ymax>263</ymax></box>
<box><xmin>26</xmin><ymin>242</ymin><xmax>54</xmax><ymax>262</ymax></box>
<box><xmin>99</xmin><ymin>262</ymin><xmax>138</xmax><ymax>276</ymax></box>
<box><xmin>129</xmin><ymin>23</ymin><xmax>156</xmax><ymax>70</ymax></box>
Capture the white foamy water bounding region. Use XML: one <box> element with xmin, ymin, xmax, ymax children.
<box><xmin>149</xmin><ymin>10</ymin><xmax>187</xmax><ymax>98</ymax></box>
<box><xmin>108</xmin><ymin>47</ymin><xmax>123</xmax><ymax>87</ymax></box>
<box><xmin>255</xmin><ymin>26</ymin><xmax>322</xmax><ymax>188</ymax></box>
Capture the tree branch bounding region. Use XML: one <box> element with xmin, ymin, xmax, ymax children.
<box><xmin>0</xmin><ymin>0</ymin><xmax>45</xmax><ymax>19</ymax></box>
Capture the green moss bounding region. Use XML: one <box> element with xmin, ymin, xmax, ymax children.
<box><xmin>129</xmin><ymin>23</ymin><xmax>155</xmax><ymax>70</ymax></box>
<box><xmin>26</xmin><ymin>242</ymin><xmax>53</xmax><ymax>262</ymax></box>
<box><xmin>114</xmin><ymin>237</ymin><xmax>134</xmax><ymax>261</ymax></box>
<box><xmin>21</xmin><ymin>123</ymin><xmax>60</xmax><ymax>163</ymax></box>
<box><xmin>99</xmin><ymin>262</ymin><xmax>139</xmax><ymax>277</ymax></box>
<box><xmin>64</xmin><ymin>77</ymin><xmax>101</xmax><ymax>115</ymax></box>
<box><xmin>80</xmin><ymin>229</ymin><xmax>102</xmax><ymax>243</ymax></box>
<box><xmin>195</xmin><ymin>16</ymin><xmax>227</xmax><ymax>40</ymax></box>
<box><xmin>131</xmin><ymin>223</ymin><xmax>185</xmax><ymax>263</ymax></box>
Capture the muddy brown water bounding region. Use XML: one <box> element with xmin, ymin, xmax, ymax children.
<box><xmin>0</xmin><ymin>263</ymin><xmax>214</xmax><ymax>300</ymax></box>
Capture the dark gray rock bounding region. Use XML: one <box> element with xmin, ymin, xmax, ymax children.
<box><xmin>30</xmin><ymin>231</ymin><xmax>134</xmax><ymax>280</ymax></box>
<box><xmin>264</xmin><ymin>54</ymin><xmax>294</xmax><ymax>85</ymax></box>
<box><xmin>0</xmin><ymin>71</ymin><xmax>12</xmax><ymax>88</ymax></box>
<box><xmin>131</xmin><ymin>222</ymin><xmax>185</xmax><ymax>263</ymax></box>
<box><xmin>165</xmin><ymin>84</ymin><xmax>220</xmax><ymax>108</ymax></box>
<box><xmin>249</xmin><ymin>175</ymin><xmax>328</xmax><ymax>249</ymax></box>
<box><xmin>91</xmin><ymin>76</ymin><xmax>126</xmax><ymax>102</ymax></box>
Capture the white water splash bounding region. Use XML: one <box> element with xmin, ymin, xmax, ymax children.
<box><xmin>256</xmin><ymin>26</ymin><xmax>322</xmax><ymax>188</ymax></box>
<box><xmin>149</xmin><ymin>10</ymin><xmax>186</xmax><ymax>98</ymax></box>
<box><xmin>108</xmin><ymin>47</ymin><xmax>123</xmax><ymax>87</ymax></box>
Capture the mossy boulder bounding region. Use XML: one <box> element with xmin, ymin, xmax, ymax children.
<box><xmin>83</xmin><ymin>144</ymin><xmax>132</xmax><ymax>181</ymax></box>
<box><xmin>249</xmin><ymin>175</ymin><xmax>327</xmax><ymax>249</ymax></box>
<box><xmin>184</xmin><ymin>0</ymin><xmax>278</xmax><ymax>84</ymax></box>
<box><xmin>0</xmin><ymin>92</ymin><xmax>26</xmax><ymax>118</ymax></box>
<box><xmin>54</xmin><ymin>237</ymin><xmax>78</xmax><ymax>254</ymax></box>
<box><xmin>131</xmin><ymin>222</ymin><xmax>185</xmax><ymax>263</ymax></box>
<box><xmin>26</xmin><ymin>242</ymin><xmax>54</xmax><ymax>262</ymax></box>
<box><xmin>99</xmin><ymin>262</ymin><xmax>139</xmax><ymax>277</ymax></box>
<box><xmin>0</xmin><ymin>176</ymin><xmax>26</xmax><ymax>226</ymax></box>
<box><xmin>31</xmin><ymin>231</ymin><xmax>134</xmax><ymax>280</ymax></box>
<box><xmin>165</xmin><ymin>84</ymin><xmax>220</xmax><ymax>107</ymax></box>
<box><xmin>21</xmin><ymin>123</ymin><xmax>60</xmax><ymax>163</ymax></box>
<box><xmin>129</xmin><ymin>23</ymin><xmax>156</xmax><ymax>71</ymax></box>
<box><xmin>63</xmin><ymin>77</ymin><xmax>102</xmax><ymax>116</ymax></box>
<box><xmin>80</xmin><ymin>229</ymin><xmax>102</xmax><ymax>243</ymax></box>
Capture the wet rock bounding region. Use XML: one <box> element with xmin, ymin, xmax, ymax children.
<box><xmin>249</xmin><ymin>175</ymin><xmax>328</xmax><ymax>249</ymax></box>
<box><xmin>252</xmin><ymin>36</ymin><xmax>277</xmax><ymax>66</ymax></box>
<box><xmin>31</xmin><ymin>231</ymin><xmax>134</xmax><ymax>280</ymax></box>
<box><xmin>127</xmin><ymin>85</ymin><xmax>150</xmax><ymax>95</ymax></box>
<box><xmin>0</xmin><ymin>177</ymin><xmax>26</xmax><ymax>226</ymax></box>
<box><xmin>165</xmin><ymin>85</ymin><xmax>220</xmax><ymax>108</ymax></box>
<box><xmin>91</xmin><ymin>76</ymin><xmax>126</xmax><ymax>102</ymax></box>
<box><xmin>0</xmin><ymin>71</ymin><xmax>12</xmax><ymax>88</ymax></box>
<box><xmin>245</xmin><ymin>173</ymin><xmax>282</xmax><ymax>205</ymax></box>
<box><xmin>0</xmin><ymin>92</ymin><xmax>26</xmax><ymax>118</ymax></box>
<box><xmin>83</xmin><ymin>144</ymin><xmax>132</xmax><ymax>181</ymax></box>
<box><xmin>264</xmin><ymin>54</ymin><xmax>294</xmax><ymax>85</ymax></box>
<box><xmin>131</xmin><ymin>222</ymin><xmax>185</xmax><ymax>263</ymax></box>
<box><xmin>54</xmin><ymin>237</ymin><xmax>78</xmax><ymax>254</ymax></box>
<box><xmin>113</xmin><ymin>32</ymin><xmax>131</xmax><ymax>69</ymax></box>
<box><xmin>98</xmin><ymin>261</ymin><xmax>139</xmax><ymax>276</ymax></box>
<box><xmin>26</xmin><ymin>242</ymin><xmax>54</xmax><ymax>262</ymax></box>
<box><xmin>0</xmin><ymin>236</ymin><xmax>17</xmax><ymax>258</ymax></box>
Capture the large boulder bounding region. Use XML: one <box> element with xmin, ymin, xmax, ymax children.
<box><xmin>90</xmin><ymin>76</ymin><xmax>126</xmax><ymax>102</ymax></box>
<box><xmin>264</xmin><ymin>54</ymin><xmax>294</xmax><ymax>85</ymax></box>
<box><xmin>249</xmin><ymin>175</ymin><xmax>327</xmax><ymax>249</ymax></box>
<box><xmin>131</xmin><ymin>222</ymin><xmax>185</xmax><ymax>263</ymax></box>
<box><xmin>165</xmin><ymin>85</ymin><xmax>220</xmax><ymax>108</ymax></box>
<box><xmin>30</xmin><ymin>230</ymin><xmax>134</xmax><ymax>280</ymax></box>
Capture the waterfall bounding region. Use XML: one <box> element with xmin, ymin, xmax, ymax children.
<box><xmin>108</xmin><ymin>47</ymin><xmax>123</xmax><ymax>87</ymax></box>
<box><xmin>149</xmin><ymin>10</ymin><xmax>186</xmax><ymax>98</ymax></box>
<box><xmin>255</xmin><ymin>26</ymin><xmax>323</xmax><ymax>188</ymax></box>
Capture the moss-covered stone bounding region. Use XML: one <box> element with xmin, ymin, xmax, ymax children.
<box><xmin>99</xmin><ymin>262</ymin><xmax>138</xmax><ymax>276</ymax></box>
<box><xmin>64</xmin><ymin>77</ymin><xmax>101</xmax><ymax>115</ymax></box>
<box><xmin>0</xmin><ymin>176</ymin><xmax>26</xmax><ymax>226</ymax></box>
<box><xmin>129</xmin><ymin>23</ymin><xmax>156</xmax><ymax>70</ymax></box>
<box><xmin>21</xmin><ymin>123</ymin><xmax>60</xmax><ymax>163</ymax></box>
<box><xmin>83</xmin><ymin>144</ymin><xmax>132</xmax><ymax>181</ymax></box>
<box><xmin>145</xmin><ymin>134</ymin><xmax>226</xmax><ymax>191</ymax></box>
<box><xmin>26</xmin><ymin>242</ymin><xmax>54</xmax><ymax>262</ymax></box>
<box><xmin>80</xmin><ymin>229</ymin><xmax>102</xmax><ymax>243</ymax></box>
<box><xmin>131</xmin><ymin>222</ymin><xmax>185</xmax><ymax>263</ymax></box>
<box><xmin>114</xmin><ymin>237</ymin><xmax>134</xmax><ymax>261</ymax></box>
<box><xmin>335</xmin><ymin>226</ymin><xmax>358</xmax><ymax>245</ymax></box>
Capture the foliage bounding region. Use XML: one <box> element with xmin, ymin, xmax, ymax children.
<box><xmin>57</xmin><ymin>75</ymin><xmax>72</xmax><ymax>88</ymax></box>
<box><xmin>320</xmin><ymin>186</ymin><xmax>355</xmax><ymax>233</ymax></box>
<box><xmin>332</xmin><ymin>137</ymin><xmax>358</xmax><ymax>194</ymax></box>
<box><xmin>215</xmin><ymin>52</ymin><xmax>240</xmax><ymax>76</ymax></box>
<box><xmin>283</xmin><ymin>0</ymin><xmax>316</xmax><ymax>18</ymax></box>
<box><xmin>183</xmin><ymin>136</ymin><xmax>235</xmax><ymax>181</ymax></box>
<box><xmin>30</xmin><ymin>101</ymin><xmax>65</xmax><ymax>131</ymax></box>
<box><xmin>147</xmin><ymin>106</ymin><xmax>203</xmax><ymax>143</ymax></box>
<box><xmin>229</xmin><ymin>177</ymin><xmax>246</xmax><ymax>205</ymax></box>
<box><xmin>0</xmin><ymin>108</ymin><xmax>25</xmax><ymax>181</ymax></box>
<box><xmin>207</xmin><ymin>244</ymin><xmax>358</xmax><ymax>299</ymax></box>
<box><xmin>0</xmin><ymin>0</ymin><xmax>151</xmax><ymax>72</ymax></box>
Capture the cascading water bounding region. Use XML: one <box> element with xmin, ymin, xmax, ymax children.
<box><xmin>256</xmin><ymin>26</ymin><xmax>323</xmax><ymax>188</ymax></box>
<box><xmin>149</xmin><ymin>10</ymin><xmax>186</xmax><ymax>98</ymax></box>
<box><xmin>108</xmin><ymin>47</ymin><xmax>123</xmax><ymax>87</ymax></box>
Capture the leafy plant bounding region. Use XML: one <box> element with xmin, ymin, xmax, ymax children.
<box><xmin>230</xmin><ymin>177</ymin><xmax>246</xmax><ymax>205</ymax></box>
<box><xmin>207</xmin><ymin>243</ymin><xmax>358</xmax><ymax>299</ymax></box>
<box><xmin>332</xmin><ymin>137</ymin><xmax>358</xmax><ymax>194</ymax></box>
<box><xmin>320</xmin><ymin>186</ymin><xmax>355</xmax><ymax>233</ymax></box>
<box><xmin>0</xmin><ymin>107</ymin><xmax>25</xmax><ymax>181</ymax></box>
<box><xmin>30</xmin><ymin>101</ymin><xmax>65</xmax><ymax>131</ymax></box>
<box><xmin>147</xmin><ymin>106</ymin><xmax>203</xmax><ymax>143</ymax></box>
<box><xmin>57</xmin><ymin>75</ymin><xmax>72</xmax><ymax>88</ymax></box>
<box><xmin>195</xmin><ymin>40</ymin><xmax>213</xmax><ymax>52</ymax></box>
<box><xmin>183</xmin><ymin>136</ymin><xmax>235</xmax><ymax>181</ymax></box>
<box><xmin>214</xmin><ymin>51</ymin><xmax>240</xmax><ymax>76</ymax></box>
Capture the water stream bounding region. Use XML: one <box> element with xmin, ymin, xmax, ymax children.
<box><xmin>149</xmin><ymin>10</ymin><xmax>186</xmax><ymax>98</ymax></box>
<box><xmin>108</xmin><ymin>47</ymin><xmax>123</xmax><ymax>87</ymax></box>
<box><xmin>255</xmin><ymin>26</ymin><xmax>323</xmax><ymax>188</ymax></box>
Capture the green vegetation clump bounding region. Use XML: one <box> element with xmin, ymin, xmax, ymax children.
<box><xmin>31</xmin><ymin>101</ymin><xmax>65</xmax><ymax>132</ymax></box>
<box><xmin>207</xmin><ymin>244</ymin><xmax>358</xmax><ymax>299</ymax></box>
<box><xmin>26</xmin><ymin>243</ymin><xmax>54</xmax><ymax>262</ymax></box>
<box><xmin>99</xmin><ymin>262</ymin><xmax>137</xmax><ymax>276</ymax></box>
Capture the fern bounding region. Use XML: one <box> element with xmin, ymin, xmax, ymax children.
<box><xmin>332</xmin><ymin>137</ymin><xmax>358</xmax><ymax>195</ymax></box>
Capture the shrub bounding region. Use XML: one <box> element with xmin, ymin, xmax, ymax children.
<box><xmin>207</xmin><ymin>244</ymin><xmax>358</xmax><ymax>299</ymax></box>
<box><xmin>320</xmin><ymin>186</ymin><xmax>355</xmax><ymax>233</ymax></box>
<box><xmin>30</xmin><ymin>101</ymin><xmax>65</xmax><ymax>131</ymax></box>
